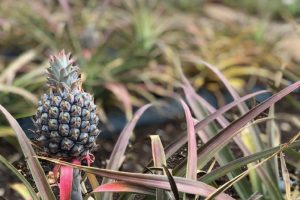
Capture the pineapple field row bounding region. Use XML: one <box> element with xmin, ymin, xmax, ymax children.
<box><xmin>1</xmin><ymin>0</ymin><xmax>300</xmax><ymax>200</ymax></box>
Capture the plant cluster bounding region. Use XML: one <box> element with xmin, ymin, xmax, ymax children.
<box><xmin>0</xmin><ymin>1</ymin><xmax>300</xmax><ymax>200</ymax></box>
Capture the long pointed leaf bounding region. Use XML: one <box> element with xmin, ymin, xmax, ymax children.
<box><xmin>200</xmin><ymin>140</ymin><xmax>300</xmax><ymax>183</ymax></box>
<box><xmin>205</xmin><ymin>132</ymin><xmax>300</xmax><ymax>200</ymax></box>
<box><xmin>0</xmin><ymin>104</ymin><xmax>56</xmax><ymax>200</ymax></box>
<box><xmin>184</xmin><ymin>55</ymin><xmax>274</xmax><ymax>193</ymax></box>
<box><xmin>150</xmin><ymin>135</ymin><xmax>167</xmax><ymax>200</ymax></box>
<box><xmin>182</xmin><ymin>54</ymin><xmax>249</xmax><ymax>112</ymax></box>
<box><xmin>39</xmin><ymin>157</ymin><xmax>235</xmax><ymax>200</ymax></box>
<box><xmin>104</xmin><ymin>104</ymin><xmax>151</xmax><ymax>172</ymax></box>
<box><xmin>150</xmin><ymin>135</ymin><xmax>166</xmax><ymax>167</ymax></box>
<box><xmin>60</xmin><ymin>165</ymin><xmax>74</xmax><ymax>200</ymax></box>
<box><xmin>94</xmin><ymin>181</ymin><xmax>155</xmax><ymax>196</ymax></box>
<box><xmin>165</xmin><ymin>90</ymin><xmax>268</xmax><ymax>158</ymax></box>
<box><xmin>162</xmin><ymin>165</ymin><xmax>179</xmax><ymax>200</ymax></box>
<box><xmin>101</xmin><ymin>104</ymin><xmax>151</xmax><ymax>199</ymax></box>
<box><xmin>197</xmin><ymin>81</ymin><xmax>300</xmax><ymax>168</ymax></box>
<box><xmin>0</xmin><ymin>83</ymin><xmax>38</xmax><ymax>104</ymax></box>
<box><xmin>280</xmin><ymin>152</ymin><xmax>291</xmax><ymax>199</ymax></box>
<box><xmin>179</xmin><ymin>99</ymin><xmax>197</xmax><ymax>180</ymax></box>
<box><xmin>86</xmin><ymin>173</ymin><xmax>101</xmax><ymax>200</ymax></box>
<box><xmin>0</xmin><ymin>154</ymin><xmax>39</xmax><ymax>200</ymax></box>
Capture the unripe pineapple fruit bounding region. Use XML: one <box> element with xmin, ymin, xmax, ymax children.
<box><xmin>35</xmin><ymin>50</ymin><xmax>100</xmax><ymax>159</ymax></box>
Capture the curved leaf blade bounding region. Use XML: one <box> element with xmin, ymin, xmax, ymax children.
<box><xmin>39</xmin><ymin>157</ymin><xmax>235</xmax><ymax>200</ymax></box>
<box><xmin>200</xmin><ymin>140</ymin><xmax>300</xmax><ymax>183</ymax></box>
<box><xmin>0</xmin><ymin>104</ymin><xmax>56</xmax><ymax>200</ymax></box>
<box><xmin>179</xmin><ymin>99</ymin><xmax>197</xmax><ymax>181</ymax></box>
<box><xmin>165</xmin><ymin>90</ymin><xmax>268</xmax><ymax>158</ymax></box>
<box><xmin>0</xmin><ymin>154</ymin><xmax>39</xmax><ymax>200</ymax></box>
<box><xmin>94</xmin><ymin>181</ymin><xmax>155</xmax><ymax>196</ymax></box>
<box><xmin>197</xmin><ymin>81</ymin><xmax>300</xmax><ymax>169</ymax></box>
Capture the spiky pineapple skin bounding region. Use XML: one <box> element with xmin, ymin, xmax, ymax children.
<box><xmin>35</xmin><ymin>50</ymin><xmax>100</xmax><ymax>159</ymax></box>
<box><xmin>35</xmin><ymin>91</ymin><xmax>100</xmax><ymax>158</ymax></box>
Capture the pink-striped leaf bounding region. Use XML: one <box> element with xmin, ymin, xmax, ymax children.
<box><xmin>183</xmin><ymin>54</ymin><xmax>241</xmax><ymax>101</ymax></box>
<box><xmin>165</xmin><ymin>90</ymin><xmax>268</xmax><ymax>158</ymax></box>
<box><xmin>60</xmin><ymin>166</ymin><xmax>73</xmax><ymax>200</ymax></box>
<box><xmin>104</xmin><ymin>104</ymin><xmax>152</xmax><ymax>173</ymax></box>
<box><xmin>59</xmin><ymin>159</ymin><xmax>80</xmax><ymax>200</ymax></box>
<box><xmin>150</xmin><ymin>135</ymin><xmax>166</xmax><ymax>167</ymax></box>
<box><xmin>0</xmin><ymin>105</ymin><xmax>56</xmax><ymax>200</ymax></box>
<box><xmin>101</xmin><ymin>104</ymin><xmax>151</xmax><ymax>199</ymax></box>
<box><xmin>39</xmin><ymin>157</ymin><xmax>235</xmax><ymax>200</ymax></box>
<box><xmin>94</xmin><ymin>181</ymin><xmax>155</xmax><ymax>196</ymax></box>
<box><xmin>179</xmin><ymin>99</ymin><xmax>197</xmax><ymax>180</ymax></box>
<box><xmin>150</xmin><ymin>135</ymin><xmax>167</xmax><ymax>200</ymax></box>
<box><xmin>197</xmin><ymin>81</ymin><xmax>300</xmax><ymax>168</ymax></box>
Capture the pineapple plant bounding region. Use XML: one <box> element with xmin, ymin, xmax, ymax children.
<box><xmin>34</xmin><ymin>50</ymin><xmax>100</xmax><ymax>160</ymax></box>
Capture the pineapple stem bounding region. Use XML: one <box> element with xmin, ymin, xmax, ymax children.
<box><xmin>71</xmin><ymin>169</ymin><xmax>83</xmax><ymax>200</ymax></box>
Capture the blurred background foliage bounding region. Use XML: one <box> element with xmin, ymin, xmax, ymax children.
<box><xmin>0</xmin><ymin>0</ymin><xmax>300</xmax><ymax>152</ymax></box>
<box><xmin>1</xmin><ymin>0</ymin><xmax>300</xmax><ymax>199</ymax></box>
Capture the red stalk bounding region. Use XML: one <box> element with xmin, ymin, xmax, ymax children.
<box><xmin>59</xmin><ymin>159</ymin><xmax>81</xmax><ymax>200</ymax></box>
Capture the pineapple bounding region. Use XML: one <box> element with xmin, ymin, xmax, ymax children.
<box><xmin>35</xmin><ymin>50</ymin><xmax>100</xmax><ymax>159</ymax></box>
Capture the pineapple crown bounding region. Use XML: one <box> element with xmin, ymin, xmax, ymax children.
<box><xmin>47</xmin><ymin>50</ymin><xmax>82</xmax><ymax>93</ymax></box>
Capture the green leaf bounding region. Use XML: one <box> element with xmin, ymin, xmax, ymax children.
<box><xmin>196</xmin><ymin>81</ymin><xmax>300</xmax><ymax>168</ymax></box>
<box><xmin>0</xmin><ymin>154</ymin><xmax>39</xmax><ymax>200</ymax></box>
<box><xmin>164</xmin><ymin>89</ymin><xmax>268</xmax><ymax>160</ymax></box>
<box><xmin>200</xmin><ymin>140</ymin><xmax>300</xmax><ymax>183</ymax></box>
<box><xmin>280</xmin><ymin>152</ymin><xmax>291</xmax><ymax>199</ymax></box>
